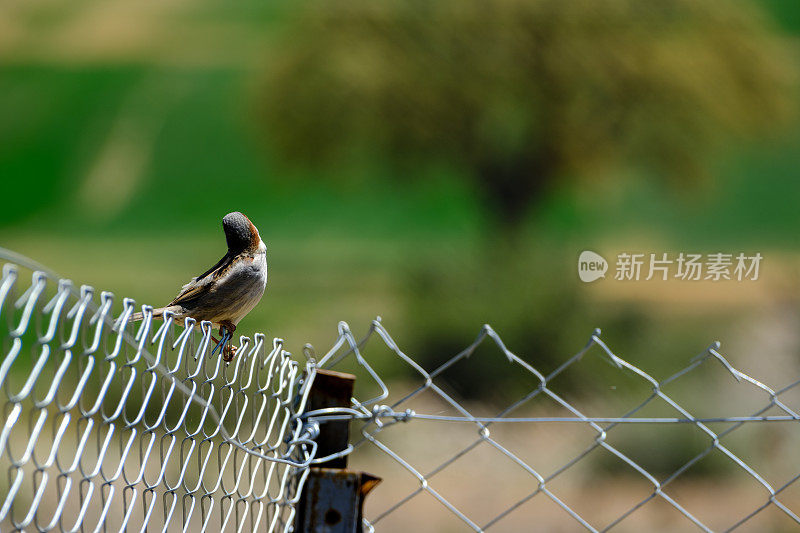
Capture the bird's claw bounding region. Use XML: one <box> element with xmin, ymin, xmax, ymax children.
<box><xmin>222</xmin><ymin>343</ymin><xmax>238</xmax><ymax>363</ymax></box>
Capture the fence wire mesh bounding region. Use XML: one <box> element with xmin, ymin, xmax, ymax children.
<box><xmin>0</xmin><ymin>256</ymin><xmax>316</xmax><ymax>533</ymax></box>
<box><xmin>313</xmin><ymin>322</ymin><xmax>800</xmax><ymax>533</ymax></box>
<box><xmin>3</xmin><ymin>250</ymin><xmax>800</xmax><ymax>532</ymax></box>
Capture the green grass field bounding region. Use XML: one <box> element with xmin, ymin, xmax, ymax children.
<box><xmin>2</xmin><ymin>61</ymin><xmax>800</xmax><ymax>244</ymax></box>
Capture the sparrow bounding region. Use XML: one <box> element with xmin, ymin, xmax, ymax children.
<box><xmin>127</xmin><ymin>211</ymin><xmax>268</xmax><ymax>361</ymax></box>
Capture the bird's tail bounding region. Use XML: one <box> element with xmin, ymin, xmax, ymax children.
<box><xmin>130</xmin><ymin>307</ymin><xmax>165</xmax><ymax>322</ymax></box>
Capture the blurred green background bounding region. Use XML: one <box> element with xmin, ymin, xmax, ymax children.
<box><xmin>6</xmin><ymin>3</ymin><xmax>800</xmax><ymax>530</ymax></box>
<box><xmin>2</xmin><ymin>0</ymin><xmax>800</xmax><ymax>401</ymax></box>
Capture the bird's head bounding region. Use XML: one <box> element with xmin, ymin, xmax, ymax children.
<box><xmin>222</xmin><ymin>212</ymin><xmax>261</xmax><ymax>253</ymax></box>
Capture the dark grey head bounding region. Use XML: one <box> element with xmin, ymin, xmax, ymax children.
<box><xmin>222</xmin><ymin>212</ymin><xmax>257</xmax><ymax>253</ymax></box>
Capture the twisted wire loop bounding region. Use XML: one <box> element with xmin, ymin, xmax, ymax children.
<box><xmin>316</xmin><ymin>320</ymin><xmax>800</xmax><ymax>532</ymax></box>
<box><xmin>0</xmin><ymin>261</ymin><xmax>316</xmax><ymax>533</ymax></box>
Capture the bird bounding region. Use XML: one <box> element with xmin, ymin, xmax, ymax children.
<box><xmin>124</xmin><ymin>211</ymin><xmax>268</xmax><ymax>361</ymax></box>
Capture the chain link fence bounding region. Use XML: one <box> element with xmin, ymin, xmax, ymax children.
<box><xmin>3</xmin><ymin>249</ymin><xmax>800</xmax><ymax>532</ymax></box>
<box><xmin>314</xmin><ymin>322</ymin><xmax>800</xmax><ymax>532</ymax></box>
<box><xmin>0</xmin><ymin>254</ymin><xmax>317</xmax><ymax>532</ymax></box>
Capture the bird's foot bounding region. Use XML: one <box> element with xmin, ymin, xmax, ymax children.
<box><xmin>211</xmin><ymin>328</ymin><xmax>231</xmax><ymax>356</ymax></box>
<box><xmin>212</xmin><ymin>322</ymin><xmax>238</xmax><ymax>362</ymax></box>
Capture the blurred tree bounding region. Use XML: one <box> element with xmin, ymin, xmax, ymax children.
<box><xmin>258</xmin><ymin>0</ymin><xmax>798</xmax><ymax>401</ymax></box>
<box><xmin>259</xmin><ymin>0</ymin><xmax>796</xmax><ymax>232</ymax></box>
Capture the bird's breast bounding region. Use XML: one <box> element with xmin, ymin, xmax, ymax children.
<box><xmin>199</xmin><ymin>251</ymin><xmax>267</xmax><ymax>325</ymax></box>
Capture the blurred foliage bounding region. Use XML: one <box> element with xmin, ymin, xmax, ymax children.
<box><xmin>257</xmin><ymin>0</ymin><xmax>798</xmax><ymax>397</ymax></box>
<box><xmin>260</xmin><ymin>0</ymin><xmax>797</xmax><ymax>230</ymax></box>
<box><xmin>0</xmin><ymin>0</ymin><xmax>799</xmax><ymax>487</ymax></box>
<box><xmin>1</xmin><ymin>0</ymin><xmax>799</xmax><ymax>402</ymax></box>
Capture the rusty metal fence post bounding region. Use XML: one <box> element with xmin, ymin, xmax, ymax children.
<box><xmin>295</xmin><ymin>369</ymin><xmax>381</xmax><ymax>532</ymax></box>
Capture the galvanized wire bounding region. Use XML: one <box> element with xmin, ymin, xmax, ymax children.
<box><xmin>4</xmin><ymin>248</ymin><xmax>800</xmax><ymax>532</ymax></box>
<box><xmin>0</xmin><ymin>254</ymin><xmax>316</xmax><ymax>533</ymax></box>
<box><xmin>317</xmin><ymin>320</ymin><xmax>800</xmax><ymax>532</ymax></box>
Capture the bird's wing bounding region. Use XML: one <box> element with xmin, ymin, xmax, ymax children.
<box><xmin>168</xmin><ymin>252</ymin><xmax>235</xmax><ymax>308</ymax></box>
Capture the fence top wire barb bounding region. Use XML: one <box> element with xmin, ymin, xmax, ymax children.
<box><xmin>305</xmin><ymin>321</ymin><xmax>797</xmax><ymax>426</ymax></box>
